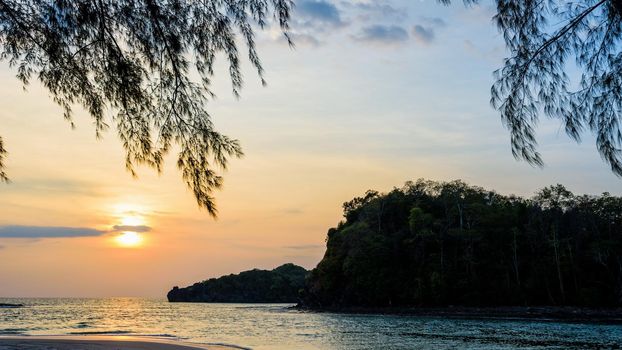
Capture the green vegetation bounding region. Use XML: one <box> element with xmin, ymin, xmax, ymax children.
<box><xmin>301</xmin><ymin>179</ymin><xmax>622</xmax><ymax>308</ymax></box>
<box><xmin>167</xmin><ymin>263</ymin><xmax>307</xmax><ymax>303</ymax></box>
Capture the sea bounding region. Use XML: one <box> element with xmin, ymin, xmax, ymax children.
<box><xmin>0</xmin><ymin>298</ymin><xmax>621</xmax><ymax>349</ymax></box>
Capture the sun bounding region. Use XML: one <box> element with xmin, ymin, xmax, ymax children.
<box><xmin>110</xmin><ymin>204</ymin><xmax>149</xmax><ymax>248</ymax></box>
<box><xmin>115</xmin><ymin>231</ymin><xmax>143</xmax><ymax>248</ymax></box>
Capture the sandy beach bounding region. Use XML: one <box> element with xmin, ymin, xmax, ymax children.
<box><xmin>0</xmin><ymin>336</ymin><xmax>241</xmax><ymax>350</ymax></box>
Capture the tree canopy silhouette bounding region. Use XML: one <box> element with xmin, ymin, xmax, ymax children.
<box><xmin>0</xmin><ymin>0</ymin><xmax>293</xmax><ymax>216</ymax></box>
<box><xmin>445</xmin><ymin>0</ymin><xmax>622</xmax><ymax>176</ymax></box>
<box><xmin>302</xmin><ymin>179</ymin><xmax>622</xmax><ymax>308</ymax></box>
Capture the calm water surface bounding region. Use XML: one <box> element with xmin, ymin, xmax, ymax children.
<box><xmin>0</xmin><ymin>298</ymin><xmax>621</xmax><ymax>349</ymax></box>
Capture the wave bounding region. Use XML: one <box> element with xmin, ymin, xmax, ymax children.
<box><xmin>0</xmin><ymin>328</ymin><xmax>28</xmax><ymax>335</ymax></box>
<box><xmin>204</xmin><ymin>342</ymin><xmax>252</xmax><ymax>350</ymax></box>
<box><xmin>68</xmin><ymin>330</ymin><xmax>133</xmax><ymax>335</ymax></box>
<box><xmin>137</xmin><ymin>334</ymin><xmax>178</xmax><ymax>338</ymax></box>
<box><xmin>66</xmin><ymin>331</ymin><xmax>178</xmax><ymax>339</ymax></box>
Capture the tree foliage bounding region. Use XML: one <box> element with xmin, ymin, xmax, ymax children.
<box><xmin>445</xmin><ymin>0</ymin><xmax>622</xmax><ymax>176</ymax></box>
<box><xmin>167</xmin><ymin>263</ymin><xmax>308</xmax><ymax>303</ymax></box>
<box><xmin>2</xmin><ymin>0</ymin><xmax>622</xmax><ymax>216</ymax></box>
<box><xmin>0</xmin><ymin>0</ymin><xmax>293</xmax><ymax>215</ymax></box>
<box><xmin>302</xmin><ymin>179</ymin><xmax>622</xmax><ymax>308</ymax></box>
<box><xmin>0</xmin><ymin>135</ymin><xmax>7</xmax><ymax>182</ymax></box>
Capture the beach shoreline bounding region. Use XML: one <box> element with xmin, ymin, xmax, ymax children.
<box><xmin>0</xmin><ymin>336</ymin><xmax>244</xmax><ymax>350</ymax></box>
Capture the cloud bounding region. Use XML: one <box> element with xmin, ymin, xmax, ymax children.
<box><xmin>285</xmin><ymin>244</ymin><xmax>324</xmax><ymax>250</ymax></box>
<box><xmin>343</xmin><ymin>1</ymin><xmax>407</xmax><ymax>22</ymax></box>
<box><xmin>279</xmin><ymin>0</ymin><xmax>344</xmax><ymax>46</ymax></box>
<box><xmin>421</xmin><ymin>17</ymin><xmax>446</xmax><ymax>28</ymax></box>
<box><xmin>0</xmin><ymin>225</ymin><xmax>105</xmax><ymax>238</ymax></box>
<box><xmin>2</xmin><ymin>178</ymin><xmax>102</xmax><ymax>197</ymax></box>
<box><xmin>412</xmin><ymin>25</ymin><xmax>435</xmax><ymax>44</ymax></box>
<box><xmin>281</xmin><ymin>33</ymin><xmax>322</xmax><ymax>48</ymax></box>
<box><xmin>411</xmin><ymin>17</ymin><xmax>446</xmax><ymax>45</ymax></box>
<box><xmin>112</xmin><ymin>225</ymin><xmax>152</xmax><ymax>233</ymax></box>
<box><xmin>0</xmin><ymin>224</ymin><xmax>153</xmax><ymax>238</ymax></box>
<box><xmin>295</xmin><ymin>0</ymin><xmax>346</xmax><ymax>28</ymax></box>
<box><xmin>352</xmin><ymin>24</ymin><xmax>409</xmax><ymax>46</ymax></box>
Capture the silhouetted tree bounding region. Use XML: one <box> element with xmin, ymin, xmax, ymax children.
<box><xmin>0</xmin><ymin>136</ymin><xmax>7</xmax><ymax>182</ymax></box>
<box><xmin>441</xmin><ymin>0</ymin><xmax>622</xmax><ymax>176</ymax></box>
<box><xmin>0</xmin><ymin>0</ymin><xmax>293</xmax><ymax>215</ymax></box>
<box><xmin>167</xmin><ymin>263</ymin><xmax>308</xmax><ymax>303</ymax></box>
<box><xmin>302</xmin><ymin>179</ymin><xmax>622</xmax><ymax>308</ymax></box>
<box><xmin>3</xmin><ymin>0</ymin><xmax>622</xmax><ymax>216</ymax></box>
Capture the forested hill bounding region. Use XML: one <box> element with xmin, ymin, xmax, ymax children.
<box><xmin>168</xmin><ymin>263</ymin><xmax>308</xmax><ymax>303</ymax></box>
<box><xmin>300</xmin><ymin>180</ymin><xmax>622</xmax><ymax>309</ymax></box>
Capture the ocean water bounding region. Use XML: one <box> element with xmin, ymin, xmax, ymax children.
<box><xmin>0</xmin><ymin>298</ymin><xmax>621</xmax><ymax>349</ymax></box>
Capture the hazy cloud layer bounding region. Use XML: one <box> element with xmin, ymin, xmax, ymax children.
<box><xmin>342</xmin><ymin>0</ymin><xmax>407</xmax><ymax>22</ymax></box>
<box><xmin>412</xmin><ymin>25</ymin><xmax>434</xmax><ymax>44</ymax></box>
<box><xmin>412</xmin><ymin>17</ymin><xmax>446</xmax><ymax>44</ymax></box>
<box><xmin>280</xmin><ymin>0</ymin><xmax>347</xmax><ymax>48</ymax></box>
<box><xmin>283</xmin><ymin>208</ymin><xmax>304</xmax><ymax>214</ymax></box>
<box><xmin>2</xmin><ymin>178</ymin><xmax>102</xmax><ymax>197</ymax></box>
<box><xmin>352</xmin><ymin>24</ymin><xmax>409</xmax><ymax>45</ymax></box>
<box><xmin>284</xmin><ymin>1</ymin><xmax>450</xmax><ymax>48</ymax></box>
<box><xmin>0</xmin><ymin>224</ymin><xmax>153</xmax><ymax>238</ymax></box>
<box><xmin>295</xmin><ymin>0</ymin><xmax>346</xmax><ymax>28</ymax></box>
<box><xmin>112</xmin><ymin>225</ymin><xmax>152</xmax><ymax>233</ymax></box>
<box><xmin>281</xmin><ymin>32</ymin><xmax>322</xmax><ymax>47</ymax></box>
<box><xmin>420</xmin><ymin>16</ymin><xmax>446</xmax><ymax>28</ymax></box>
<box><xmin>0</xmin><ymin>225</ymin><xmax>105</xmax><ymax>238</ymax></box>
<box><xmin>285</xmin><ymin>244</ymin><xmax>324</xmax><ymax>250</ymax></box>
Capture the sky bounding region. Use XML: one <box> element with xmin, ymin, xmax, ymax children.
<box><xmin>0</xmin><ymin>0</ymin><xmax>620</xmax><ymax>298</ymax></box>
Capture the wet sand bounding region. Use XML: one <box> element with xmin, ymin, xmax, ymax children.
<box><xmin>0</xmin><ymin>336</ymin><xmax>243</xmax><ymax>350</ymax></box>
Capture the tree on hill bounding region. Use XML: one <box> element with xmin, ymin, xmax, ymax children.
<box><xmin>167</xmin><ymin>263</ymin><xmax>308</xmax><ymax>303</ymax></box>
<box><xmin>302</xmin><ymin>179</ymin><xmax>622</xmax><ymax>308</ymax></box>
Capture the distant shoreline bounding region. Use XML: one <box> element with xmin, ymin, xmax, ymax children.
<box><xmin>294</xmin><ymin>305</ymin><xmax>622</xmax><ymax>324</ymax></box>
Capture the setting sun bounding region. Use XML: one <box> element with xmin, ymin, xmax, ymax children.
<box><xmin>115</xmin><ymin>232</ymin><xmax>143</xmax><ymax>248</ymax></box>
<box><xmin>109</xmin><ymin>204</ymin><xmax>149</xmax><ymax>248</ymax></box>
